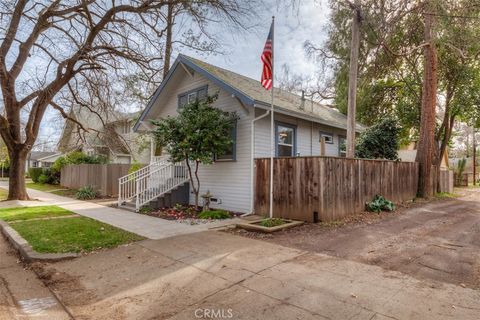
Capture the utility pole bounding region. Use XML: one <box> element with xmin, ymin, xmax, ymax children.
<box><xmin>346</xmin><ymin>0</ymin><xmax>361</xmax><ymax>158</ymax></box>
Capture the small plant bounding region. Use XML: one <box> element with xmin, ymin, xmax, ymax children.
<box><xmin>139</xmin><ymin>205</ymin><xmax>153</xmax><ymax>214</ymax></box>
<box><xmin>128</xmin><ymin>161</ymin><xmax>143</xmax><ymax>175</ymax></box>
<box><xmin>37</xmin><ymin>173</ymin><xmax>49</xmax><ymax>184</ymax></box>
<box><xmin>259</xmin><ymin>217</ymin><xmax>286</xmax><ymax>228</ymax></box>
<box><xmin>198</xmin><ymin>209</ymin><xmax>231</xmax><ymax>220</ymax></box>
<box><xmin>75</xmin><ymin>185</ymin><xmax>98</xmax><ymax>200</ymax></box>
<box><xmin>173</xmin><ymin>203</ymin><xmax>184</xmax><ymax>211</ymax></box>
<box><xmin>28</xmin><ymin>167</ymin><xmax>43</xmax><ymax>183</ymax></box>
<box><xmin>366</xmin><ymin>195</ymin><xmax>395</xmax><ymax>213</ymax></box>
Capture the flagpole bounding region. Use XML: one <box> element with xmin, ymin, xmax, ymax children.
<box><xmin>269</xmin><ymin>16</ymin><xmax>275</xmax><ymax>219</ymax></box>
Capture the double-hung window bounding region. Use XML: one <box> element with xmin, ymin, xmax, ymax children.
<box><xmin>276</xmin><ymin>123</ymin><xmax>296</xmax><ymax>157</ymax></box>
<box><xmin>215</xmin><ymin>121</ymin><xmax>237</xmax><ymax>161</ymax></box>
<box><xmin>178</xmin><ymin>85</ymin><xmax>208</xmax><ymax>109</ymax></box>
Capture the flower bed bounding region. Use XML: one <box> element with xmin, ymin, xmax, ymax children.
<box><xmin>141</xmin><ymin>204</ymin><xmax>236</xmax><ymax>225</ymax></box>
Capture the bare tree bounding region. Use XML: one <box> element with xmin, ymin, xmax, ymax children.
<box><xmin>0</xmin><ymin>0</ymin><xmax>253</xmax><ymax>200</ymax></box>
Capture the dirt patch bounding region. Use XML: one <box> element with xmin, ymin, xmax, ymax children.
<box><xmin>228</xmin><ymin>189</ymin><xmax>480</xmax><ymax>289</ymax></box>
<box><xmin>30</xmin><ymin>262</ymin><xmax>97</xmax><ymax>306</ymax></box>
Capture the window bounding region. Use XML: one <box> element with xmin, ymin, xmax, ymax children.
<box><xmin>215</xmin><ymin>122</ymin><xmax>237</xmax><ymax>161</ymax></box>
<box><xmin>178</xmin><ymin>85</ymin><xmax>208</xmax><ymax>109</ymax></box>
<box><xmin>119</xmin><ymin>121</ymin><xmax>130</xmax><ymax>134</ymax></box>
<box><xmin>338</xmin><ymin>136</ymin><xmax>347</xmax><ymax>157</ymax></box>
<box><xmin>320</xmin><ymin>132</ymin><xmax>334</xmax><ymax>144</ymax></box>
<box><xmin>276</xmin><ymin>123</ymin><xmax>296</xmax><ymax>157</ymax></box>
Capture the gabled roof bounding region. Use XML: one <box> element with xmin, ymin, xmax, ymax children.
<box><xmin>28</xmin><ymin>151</ymin><xmax>57</xmax><ymax>161</ymax></box>
<box><xmin>134</xmin><ymin>54</ymin><xmax>364</xmax><ymax>131</ymax></box>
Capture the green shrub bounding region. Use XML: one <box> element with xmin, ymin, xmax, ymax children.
<box><xmin>259</xmin><ymin>218</ymin><xmax>286</xmax><ymax>227</ymax></box>
<box><xmin>128</xmin><ymin>161</ymin><xmax>143</xmax><ymax>175</ymax></box>
<box><xmin>37</xmin><ymin>174</ymin><xmax>49</xmax><ymax>184</ymax></box>
<box><xmin>52</xmin><ymin>151</ymin><xmax>108</xmax><ymax>172</ymax></box>
<box><xmin>198</xmin><ymin>209</ymin><xmax>231</xmax><ymax>219</ymax></box>
<box><xmin>42</xmin><ymin>167</ymin><xmax>60</xmax><ymax>184</ymax></box>
<box><xmin>366</xmin><ymin>195</ymin><xmax>395</xmax><ymax>213</ymax></box>
<box><xmin>139</xmin><ymin>205</ymin><xmax>153</xmax><ymax>214</ymax></box>
<box><xmin>28</xmin><ymin>168</ymin><xmax>43</xmax><ymax>183</ymax></box>
<box><xmin>75</xmin><ymin>186</ymin><xmax>98</xmax><ymax>200</ymax></box>
<box><xmin>356</xmin><ymin>118</ymin><xmax>400</xmax><ymax>160</ymax></box>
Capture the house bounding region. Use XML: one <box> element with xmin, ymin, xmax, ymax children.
<box><xmin>26</xmin><ymin>151</ymin><xmax>62</xmax><ymax>171</ymax></box>
<box><xmin>398</xmin><ymin>141</ymin><xmax>449</xmax><ymax>168</ymax></box>
<box><xmin>127</xmin><ymin>54</ymin><xmax>364</xmax><ymax>213</ymax></box>
<box><xmin>58</xmin><ymin>107</ymin><xmax>152</xmax><ymax>164</ymax></box>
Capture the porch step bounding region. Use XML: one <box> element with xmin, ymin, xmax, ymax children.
<box><xmin>151</xmin><ymin>182</ymin><xmax>189</xmax><ymax>209</ymax></box>
<box><xmin>118</xmin><ymin>201</ymin><xmax>137</xmax><ymax>213</ymax></box>
<box><xmin>117</xmin><ymin>182</ymin><xmax>190</xmax><ymax>212</ymax></box>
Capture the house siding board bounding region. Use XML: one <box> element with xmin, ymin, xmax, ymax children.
<box><xmin>253</xmin><ymin>108</ymin><xmax>348</xmax><ymax>159</ymax></box>
<box><xmin>150</xmin><ymin>67</ymin><xmax>350</xmax><ymax>213</ymax></box>
<box><xmin>152</xmin><ymin>69</ymin><xmax>253</xmax><ymax>213</ymax></box>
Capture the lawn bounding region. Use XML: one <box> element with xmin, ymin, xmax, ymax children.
<box><xmin>26</xmin><ymin>182</ymin><xmax>77</xmax><ymax>197</ymax></box>
<box><xmin>0</xmin><ymin>205</ymin><xmax>144</xmax><ymax>253</ymax></box>
<box><xmin>0</xmin><ymin>205</ymin><xmax>74</xmax><ymax>222</ymax></box>
<box><xmin>26</xmin><ymin>182</ymin><xmax>65</xmax><ymax>192</ymax></box>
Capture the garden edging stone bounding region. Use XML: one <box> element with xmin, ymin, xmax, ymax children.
<box><xmin>0</xmin><ymin>219</ymin><xmax>80</xmax><ymax>262</ymax></box>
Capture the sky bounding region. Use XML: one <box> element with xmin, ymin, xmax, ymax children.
<box><xmin>36</xmin><ymin>0</ymin><xmax>331</xmax><ymax>150</ymax></box>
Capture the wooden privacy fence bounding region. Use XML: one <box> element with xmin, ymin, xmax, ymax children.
<box><xmin>61</xmin><ymin>164</ymin><xmax>130</xmax><ymax>197</ymax></box>
<box><xmin>255</xmin><ymin>157</ymin><xmax>419</xmax><ymax>222</ymax></box>
<box><xmin>436</xmin><ymin>169</ymin><xmax>454</xmax><ymax>193</ymax></box>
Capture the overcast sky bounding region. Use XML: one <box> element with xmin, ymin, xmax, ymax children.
<box><xmin>201</xmin><ymin>0</ymin><xmax>330</xmax><ymax>82</ymax></box>
<box><xmin>38</xmin><ymin>0</ymin><xmax>331</xmax><ymax>150</ymax></box>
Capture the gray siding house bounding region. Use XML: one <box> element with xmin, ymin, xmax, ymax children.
<box><xmin>133</xmin><ymin>54</ymin><xmax>363</xmax><ymax>213</ymax></box>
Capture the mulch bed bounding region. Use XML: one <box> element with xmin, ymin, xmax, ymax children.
<box><xmin>141</xmin><ymin>205</ymin><xmax>242</xmax><ymax>225</ymax></box>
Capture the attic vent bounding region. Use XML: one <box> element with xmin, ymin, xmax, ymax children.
<box><xmin>299</xmin><ymin>90</ymin><xmax>305</xmax><ymax>110</ymax></box>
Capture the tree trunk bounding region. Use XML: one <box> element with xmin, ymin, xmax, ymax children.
<box><xmin>162</xmin><ymin>3</ymin><xmax>174</xmax><ymax>80</ymax></box>
<box><xmin>8</xmin><ymin>148</ymin><xmax>29</xmax><ymax>200</ymax></box>
<box><xmin>194</xmin><ymin>160</ymin><xmax>200</xmax><ymax>209</ymax></box>
<box><xmin>415</xmin><ymin>3</ymin><xmax>438</xmax><ymax>198</ymax></box>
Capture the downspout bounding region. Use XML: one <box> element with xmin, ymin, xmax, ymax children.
<box><xmin>310</xmin><ymin>121</ymin><xmax>313</xmax><ymax>156</ymax></box>
<box><xmin>243</xmin><ymin>107</ymin><xmax>271</xmax><ymax>217</ymax></box>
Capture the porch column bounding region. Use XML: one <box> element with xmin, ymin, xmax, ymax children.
<box><xmin>150</xmin><ymin>137</ymin><xmax>155</xmax><ymax>163</ymax></box>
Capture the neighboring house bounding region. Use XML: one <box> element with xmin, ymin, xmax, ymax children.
<box><xmin>58</xmin><ymin>107</ymin><xmax>152</xmax><ymax>164</ymax></box>
<box><xmin>128</xmin><ymin>54</ymin><xmax>364</xmax><ymax>213</ymax></box>
<box><xmin>398</xmin><ymin>141</ymin><xmax>449</xmax><ymax>168</ymax></box>
<box><xmin>449</xmin><ymin>157</ymin><xmax>479</xmax><ymax>183</ymax></box>
<box><xmin>26</xmin><ymin>151</ymin><xmax>62</xmax><ymax>171</ymax></box>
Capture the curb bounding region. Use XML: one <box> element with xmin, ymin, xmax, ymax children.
<box><xmin>0</xmin><ymin>220</ymin><xmax>80</xmax><ymax>262</ymax></box>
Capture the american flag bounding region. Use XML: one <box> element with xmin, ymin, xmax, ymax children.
<box><xmin>261</xmin><ymin>21</ymin><xmax>274</xmax><ymax>90</ymax></box>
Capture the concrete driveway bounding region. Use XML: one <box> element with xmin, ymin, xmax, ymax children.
<box><xmin>254</xmin><ymin>187</ymin><xmax>480</xmax><ymax>291</ymax></box>
<box><xmin>33</xmin><ymin>231</ymin><xmax>480</xmax><ymax>320</ymax></box>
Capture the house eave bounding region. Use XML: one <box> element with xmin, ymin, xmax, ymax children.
<box><xmin>253</xmin><ymin>100</ymin><xmax>364</xmax><ymax>133</ymax></box>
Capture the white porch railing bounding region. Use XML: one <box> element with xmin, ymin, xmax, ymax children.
<box><xmin>118</xmin><ymin>156</ymin><xmax>167</xmax><ymax>206</ymax></box>
<box><xmin>118</xmin><ymin>157</ymin><xmax>189</xmax><ymax>211</ymax></box>
<box><xmin>135</xmin><ymin>161</ymin><xmax>188</xmax><ymax>210</ymax></box>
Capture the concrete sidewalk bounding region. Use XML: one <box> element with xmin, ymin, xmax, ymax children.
<box><xmin>37</xmin><ymin>231</ymin><xmax>480</xmax><ymax>320</ymax></box>
<box><xmin>0</xmin><ymin>182</ymin><xmax>239</xmax><ymax>240</ymax></box>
